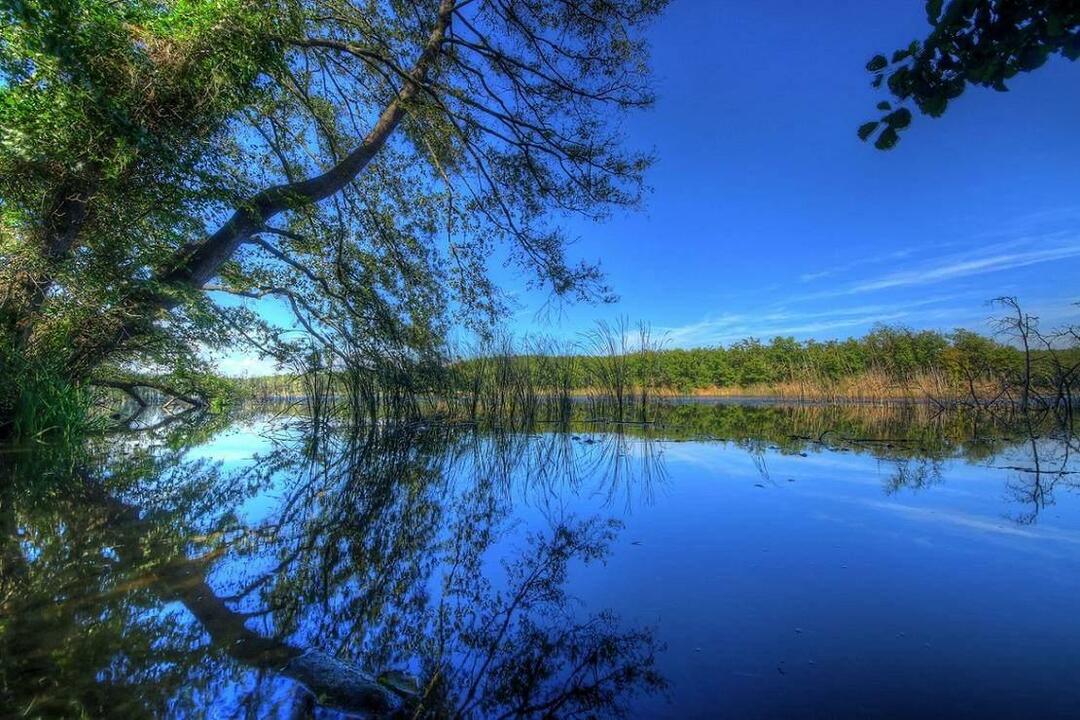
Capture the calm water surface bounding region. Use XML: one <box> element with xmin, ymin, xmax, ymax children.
<box><xmin>2</xmin><ymin>403</ymin><xmax>1079</xmax><ymax>718</ymax></box>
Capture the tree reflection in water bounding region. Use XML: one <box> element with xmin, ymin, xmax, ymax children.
<box><xmin>2</xmin><ymin>401</ymin><xmax>1078</xmax><ymax>718</ymax></box>
<box><xmin>872</xmin><ymin>404</ymin><xmax>1080</xmax><ymax>525</ymax></box>
<box><xmin>0</xmin><ymin>416</ymin><xmax>668</xmax><ymax>718</ymax></box>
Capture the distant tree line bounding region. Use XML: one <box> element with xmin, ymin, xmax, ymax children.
<box><xmin>234</xmin><ymin>307</ymin><xmax>1079</xmax><ymax>429</ymax></box>
<box><xmin>445</xmin><ymin>314</ymin><xmax>1079</xmax><ymax>408</ymax></box>
<box><xmin>563</xmin><ymin>326</ymin><xmax>1023</xmax><ymax>393</ymax></box>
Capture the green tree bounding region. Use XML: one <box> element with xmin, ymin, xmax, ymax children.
<box><xmin>859</xmin><ymin>0</ymin><xmax>1080</xmax><ymax>149</ymax></box>
<box><xmin>0</xmin><ymin>0</ymin><xmax>668</xmax><ymax>434</ymax></box>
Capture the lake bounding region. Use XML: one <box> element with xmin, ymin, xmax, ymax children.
<box><xmin>2</xmin><ymin>402</ymin><xmax>1079</xmax><ymax>719</ymax></box>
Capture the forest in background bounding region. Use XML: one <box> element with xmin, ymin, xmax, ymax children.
<box><xmin>234</xmin><ymin>300</ymin><xmax>1080</xmax><ymax>425</ymax></box>
<box><xmin>4</xmin><ymin>1</ymin><xmax>1079</xmax><ymax>441</ymax></box>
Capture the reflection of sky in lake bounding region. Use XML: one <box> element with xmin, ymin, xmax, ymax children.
<box><xmin>187</xmin><ymin>418</ymin><xmax>1080</xmax><ymax>718</ymax></box>
<box><xmin>7</xmin><ymin>410</ymin><xmax>1080</xmax><ymax>719</ymax></box>
<box><xmin>581</xmin><ymin>439</ymin><xmax>1080</xmax><ymax>718</ymax></box>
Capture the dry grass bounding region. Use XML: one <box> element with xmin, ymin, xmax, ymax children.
<box><xmin>679</xmin><ymin>371</ymin><xmax>1006</xmax><ymax>404</ymax></box>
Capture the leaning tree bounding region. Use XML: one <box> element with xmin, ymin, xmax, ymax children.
<box><xmin>0</xmin><ymin>0</ymin><xmax>667</xmax><ymax>429</ymax></box>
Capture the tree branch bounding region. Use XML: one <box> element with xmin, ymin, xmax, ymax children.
<box><xmin>158</xmin><ymin>0</ymin><xmax>457</xmax><ymax>294</ymax></box>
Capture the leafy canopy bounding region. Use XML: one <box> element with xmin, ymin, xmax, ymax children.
<box><xmin>0</xmin><ymin>0</ymin><xmax>667</xmax><ymax>416</ymax></box>
<box><xmin>860</xmin><ymin>0</ymin><xmax>1080</xmax><ymax>149</ymax></box>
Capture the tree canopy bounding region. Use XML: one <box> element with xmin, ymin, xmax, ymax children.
<box><xmin>0</xmin><ymin>0</ymin><xmax>667</xmax><ymax>428</ymax></box>
<box><xmin>860</xmin><ymin>0</ymin><xmax>1080</xmax><ymax>149</ymax></box>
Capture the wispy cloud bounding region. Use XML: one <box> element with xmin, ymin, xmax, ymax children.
<box><xmin>848</xmin><ymin>243</ymin><xmax>1080</xmax><ymax>294</ymax></box>
<box><xmin>659</xmin><ymin>295</ymin><xmax>964</xmax><ymax>347</ymax></box>
<box><xmin>798</xmin><ymin>247</ymin><xmax>916</xmax><ymax>283</ymax></box>
<box><xmin>798</xmin><ymin>236</ymin><xmax>1080</xmax><ymax>300</ymax></box>
<box><xmin>515</xmin><ymin>212</ymin><xmax>1080</xmax><ymax>354</ymax></box>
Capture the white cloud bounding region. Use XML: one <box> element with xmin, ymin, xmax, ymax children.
<box><xmin>848</xmin><ymin>243</ymin><xmax>1080</xmax><ymax>294</ymax></box>
<box><xmin>212</xmin><ymin>350</ymin><xmax>282</xmax><ymax>378</ymax></box>
<box><xmin>659</xmin><ymin>295</ymin><xmax>965</xmax><ymax>347</ymax></box>
<box><xmin>798</xmin><ymin>247</ymin><xmax>916</xmax><ymax>283</ymax></box>
<box><xmin>792</xmin><ymin>236</ymin><xmax>1080</xmax><ymax>302</ymax></box>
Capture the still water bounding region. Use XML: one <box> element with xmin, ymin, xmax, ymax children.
<box><xmin>2</xmin><ymin>402</ymin><xmax>1079</xmax><ymax>719</ymax></box>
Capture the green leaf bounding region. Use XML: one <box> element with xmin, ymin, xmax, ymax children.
<box><xmin>876</xmin><ymin>101</ymin><xmax>891</xmax><ymax>111</ymax></box>
<box><xmin>857</xmin><ymin>121</ymin><xmax>880</xmax><ymax>141</ymax></box>
<box><xmin>874</xmin><ymin>126</ymin><xmax>900</xmax><ymax>150</ymax></box>
<box><xmin>925</xmin><ymin>0</ymin><xmax>943</xmax><ymax>24</ymax></box>
<box><xmin>1063</xmin><ymin>36</ymin><xmax>1080</xmax><ymax>61</ymax></box>
<box><xmin>866</xmin><ymin>54</ymin><xmax>888</xmax><ymax>72</ymax></box>
<box><xmin>920</xmin><ymin>94</ymin><xmax>948</xmax><ymax>116</ymax></box>
<box><xmin>884</xmin><ymin>107</ymin><xmax>912</xmax><ymax>129</ymax></box>
<box><xmin>1017</xmin><ymin>45</ymin><xmax>1050</xmax><ymax>72</ymax></box>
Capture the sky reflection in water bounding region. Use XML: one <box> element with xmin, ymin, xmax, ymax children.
<box><xmin>2</xmin><ymin>403</ymin><xmax>1079</xmax><ymax>719</ymax></box>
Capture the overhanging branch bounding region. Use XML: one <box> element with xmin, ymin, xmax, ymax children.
<box><xmin>157</xmin><ymin>0</ymin><xmax>456</xmax><ymax>296</ymax></box>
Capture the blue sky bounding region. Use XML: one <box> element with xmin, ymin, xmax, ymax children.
<box><xmin>501</xmin><ymin>1</ymin><xmax>1080</xmax><ymax>342</ymax></box>
<box><xmin>215</xmin><ymin>1</ymin><xmax>1080</xmax><ymax>374</ymax></box>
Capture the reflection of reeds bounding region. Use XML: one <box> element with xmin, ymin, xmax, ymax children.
<box><xmin>252</xmin><ymin>396</ymin><xmax>1077</xmax><ymax>527</ymax></box>
<box><xmin>236</xmin><ymin>307</ymin><xmax>1079</xmax><ymax>432</ymax></box>
<box><xmin>579</xmin><ymin>318</ymin><xmax>667</xmax><ymax>422</ymax></box>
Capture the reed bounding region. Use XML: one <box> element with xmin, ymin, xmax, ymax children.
<box><xmin>0</xmin><ymin>344</ymin><xmax>94</xmax><ymax>443</ymax></box>
<box><xmin>681</xmin><ymin>370</ymin><xmax>1004</xmax><ymax>404</ymax></box>
<box><xmin>231</xmin><ymin>310</ymin><xmax>1080</xmax><ymax>436</ymax></box>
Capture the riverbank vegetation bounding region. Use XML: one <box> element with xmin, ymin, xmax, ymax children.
<box><xmin>232</xmin><ymin>302</ymin><xmax>1079</xmax><ymax>430</ymax></box>
<box><xmin>0</xmin><ymin>0</ymin><xmax>669</xmax><ymax>439</ymax></box>
<box><xmin>4</xmin><ymin>1</ymin><xmax>1078</xmax><ymax>443</ymax></box>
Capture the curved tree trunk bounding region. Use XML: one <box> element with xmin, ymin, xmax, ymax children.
<box><xmin>89</xmin><ymin>483</ymin><xmax>404</xmax><ymax>716</ymax></box>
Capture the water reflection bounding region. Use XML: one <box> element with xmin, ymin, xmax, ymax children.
<box><xmin>1</xmin><ymin>401</ymin><xmax>1078</xmax><ymax>718</ymax></box>
<box><xmin>1</xmin><ymin>417</ymin><xmax>669</xmax><ymax>718</ymax></box>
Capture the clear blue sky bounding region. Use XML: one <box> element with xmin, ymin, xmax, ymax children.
<box><xmin>501</xmin><ymin>0</ymin><xmax>1080</xmax><ymax>345</ymax></box>
<box><xmin>216</xmin><ymin>1</ymin><xmax>1080</xmax><ymax>373</ymax></box>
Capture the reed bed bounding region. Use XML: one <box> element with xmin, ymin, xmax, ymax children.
<box><xmin>232</xmin><ymin>310</ymin><xmax>1080</xmax><ymax>433</ymax></box>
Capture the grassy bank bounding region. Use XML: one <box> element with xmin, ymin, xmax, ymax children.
<box><xmin>236</xmin><ymin>324</ymin><xmax>1077</xmax><ymax>419</ymax></box>
<box><xmin>0</xmin><ymin>342</ymin><xmax>93</xmax><ymax>443</ymax></box>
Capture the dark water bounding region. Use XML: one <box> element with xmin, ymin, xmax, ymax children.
<box><xmin>2</xmin><ymin>403</ymin><xmax>1079</xmax><ymax>719</ymax></box>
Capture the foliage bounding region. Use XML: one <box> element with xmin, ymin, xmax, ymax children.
<box><xmin>447</xmin><ymin>323</ymin><xmax>1069</xmax><ymax>396</ymax></box>
<box><xmin>860</xmin><ymin>0</ymin><xmax>1080</xmax><ymax>148</ymax></box>
<box><xmin>0</xmin><ymin>0</ymin><xmax>669</xmax><ymax>434</ymax></box>
<box><xmin>0</xmin><ymin>332</ymin><xmax>96</xmax><ymax>442</ymax></box>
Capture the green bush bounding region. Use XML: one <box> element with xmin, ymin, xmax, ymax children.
<box><xmin>0</xmin><ymin>336</ymin><xmax>92</xmax><ymax>442</ymax></box>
